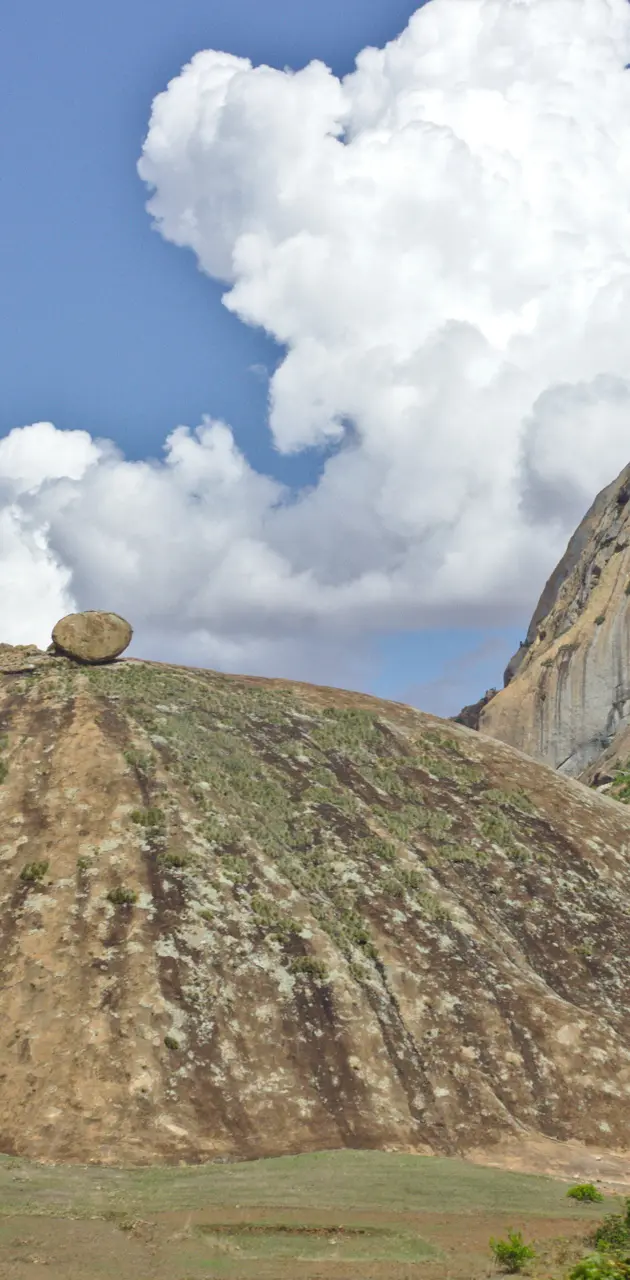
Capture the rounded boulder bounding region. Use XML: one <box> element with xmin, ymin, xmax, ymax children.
<box><xmin>51</xmin><ymin>611</ymin><xmax>133</xmax><ymax>665</ymax></box>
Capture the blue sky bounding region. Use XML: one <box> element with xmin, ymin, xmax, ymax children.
<box><xmin>0</xmin><ymin>0</ymin><xmax>529</xmax><ymax>713</ymax></box>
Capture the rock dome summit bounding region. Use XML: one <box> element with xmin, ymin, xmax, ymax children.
<box><xmin>1</xmin><ymin>634</ymin><xmax>630</xmax><ymax>1166</ymax></box>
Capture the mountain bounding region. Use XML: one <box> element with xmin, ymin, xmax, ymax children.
<box><xmin>470</xmin><ymin>461</ymin><xmax>630</xmax><ymax>779</ymax></box>
<box><xmin>2</xmin><ymin>643</ymin><xmax>630</xmax><ymax>1166</ymax></box>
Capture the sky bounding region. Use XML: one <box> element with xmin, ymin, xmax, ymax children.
<box><xmin>2</xmin><ymin>0</ymin><xmax>630</xmax><ymax>716</ymax></box>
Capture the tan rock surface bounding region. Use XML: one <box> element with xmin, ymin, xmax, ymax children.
<box><xmin>0</xmin><ymin>644</ymin><xmax>48</xmax><ymax>674</ymax></box>
<box><xmin>2</xmin><ymin>655</ymin><xmax>630</xmax><ymax>1166</ymax></box>
<box><xmin>479</xmin><ymin>461</ymin><xmax>630</xmax><ymax>776</ymax></box>
<box><xmin>51</xmin><ymin>611</ymin><xmax>133</xmax><ymax>664</ymax></box>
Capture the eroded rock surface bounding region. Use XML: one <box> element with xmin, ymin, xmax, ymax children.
<box><xmin>478</xmin><ymin>461</ymin><xmax>630</xmax><ymax>776</ymax></box>
<box><xmin>51</xmin><ymin>611</ymin><xmax>133</xmax><ymax>664</ymax></box>
<box><xmin>0</xmin><ymin>644</ymin><xmax>48</xmax><ymax>674</ymax></box>
<box><xmin>1</xmin><ymin>655</ymin><xmax>630</xmax><ymax>1166</ymax></box>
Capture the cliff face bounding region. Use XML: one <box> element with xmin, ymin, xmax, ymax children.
<box><xmin>3</xmin><ymin>648</ymin><xmax>630</xmax><ymax>1165</ymax></box>
<box><xmin>478</xmin><ymin>461</ymin><xmax>630</xmax><ymax>777</ymax></box>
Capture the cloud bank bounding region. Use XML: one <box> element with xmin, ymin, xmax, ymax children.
<box><xmin>4</xmin><ymin>0</ymin><xmax>630</xmax><ymax>693</ymax></box>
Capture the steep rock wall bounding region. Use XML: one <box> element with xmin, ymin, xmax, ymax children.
<box><xmin>480</xmin><ymin>462</ymin><xmax>630</xmax><ymax>776</ymax></box>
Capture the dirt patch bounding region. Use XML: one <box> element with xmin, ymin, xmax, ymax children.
<box><xmin>0</xmin><ymin>1203</ymin><xmax>603</xmax><ymax>1280</ymax></box>
<box><xmin>466</xmin><ymin>1133</ymin><xmax>630</xmax><ymax>1191</ymax></box>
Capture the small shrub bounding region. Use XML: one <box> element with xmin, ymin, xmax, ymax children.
<box><xmin>107</xmin><ymin>886</ymin><xmax>137</xmax><ymax>905</ymax></box>
<box><xmin>568</xmin><ymin>1184</ymin><xmax>605</xmax><ymax>1203</ymax></box>
<box><xmin>489</xmin><ymin>1230</ymin><xmax>535</xmax><ymax>1273</ymax></box>
<box><xmin>593</xmin><ymin>1200</ymin><xmax>630</xmax><ymax>1253</ymax></box>
<box><xmin>380</xmin><ymin>874</ymin><xmax>405</xmax><ymax>898</ymax></box>
<box><xmin>362</xmin><ymin>835</ymin><xmax>397</xmax><ymax>863</ymax></box>
<box><xmin>290</xmin><ymin>955</ymin><xmax>328</xmax><ymax>981</ymax></box>
<box><xmin>157</xmin><ymin>851</ymin><xmax>188</xmax><ymax>870</ymax></box>
<box><xmin>124</xmin><ymin>748</ymin><xmax>154</xmax><ymax>774</ymax></box>
<box><xmin>576</xmin><ymin>941</ymin><xmax>595</xmax><ymax>958</ymax></box>
<box><xmin>251</xmin><ymin>894</ymin><xmax>300</xmax><ymax>941</ymax></box>
<box><xmin>130</xmin><ymin>807</ymin><xmax>164</xmax><ymax>829</ymax></box>
<box><xmin>220</xmin><ymin>853</ymin><xmax>250</xmax><ymax>886</ymax></box>
<box><xmin>164</xmin><ymin>1034</ymin><xmax>180</xmax><ymax>1050</ymax></box>
<box><xmin>0</xmin><ymin>759</ymin><xmax>8</xmax><ymax>784</ymax></box>
<box><xmin>595</xmin><ymin>615</ymin><xmax>606</xmax><ymax>626</ymax></box>
<box><xmin>76</xmin><ymin>855</ymin><xmax>91</xmax><ymax>871</ymax></box>
<box><xmin>625</xmin><ymin>582</ymin><xmax>630</xmax><ymax>596</ymax></box>
<box><xmin>20</xmin><ymin>860</ymin><xmax>49</xmax><ymax>884</ymax></box>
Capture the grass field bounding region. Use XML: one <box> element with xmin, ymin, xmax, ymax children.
<box><xmin>0</xmin><ymin>1149</ymin><xmax>616</xmax><ymax>1278</ymax></box>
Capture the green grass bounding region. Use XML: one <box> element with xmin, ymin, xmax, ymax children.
<box><xmin>192</xmin><ymin>1220</ymin><xmax>436</xmax><ymax>1262</ymax></box>
<box><xmin>0</xmin><ymin>1150</ymin><xmax>615</xmax><ymax>1280</ymax></box>
<box><xmin>0</xmin><ymin>1150</ymin><xmax>613</xmax><ymax>1220</ymax></box>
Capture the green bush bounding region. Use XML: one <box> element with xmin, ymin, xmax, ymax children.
<box><xmin>593</xmin><ymin>1201</ymin><xmax>630</xmax><ymax>1253</ymax></box>
<box><xmin>163</xmin><ymin>1035</ymin><xmax>179</xmax><ymax>1050</ymax></box>
<box><xmin>290</xmin><ymin>955</ymin><xmax>328</xmax><ymax>981</ymax></box>
<box><xmin>130</xmin><ymin>806</ymin><xmax>164</xmax><ymax>829</ymax></box>
<box><xmin>568</xmin><ymin>1184</ymin><xmax>605</xmax><ymax>1203</ymax></box>
<box><xmin>595</xmin><ymin>615</ymin><xmax>606</xmax><ymax>625</ymax></box>
<box><xmin>569</xmin><ymin>1253</ymin><xmax>630</xmax><ymax>1280</ymax></box>
<box><xmin>107</xmin><ymin>886</ymin><xmax>137</xmax><ymax>905</ymax></box>
<box><xmin>20</xmin><ymin>860</ymin><xmax>49</xmax><ymax>883</ymax></box>
<box><xmin>489</xmin><ymin>1230</ymin><xmax>535</xmax><ymax>1273</ymax></box>
<box><xmin>157</xmin><ymin>851</ymin><xmax>188</xmax><ymax>869</ymax></box>
<box><xmin>124</xmin><ymin>748</ymin><xmax>154</xmax><ymax>774</ymax></box>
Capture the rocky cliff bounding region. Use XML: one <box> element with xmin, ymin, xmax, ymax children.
<box><xmin>476</xmin><ymin>461</ymin><xmax>630</xmax><ymax>777</ymax></box>
<box><xmin>3</xmin><ymin>644</ymin><xmax>630</xmax><ymax>1166</ymax></box>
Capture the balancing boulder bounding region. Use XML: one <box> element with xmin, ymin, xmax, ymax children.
<box><xmin>51</xmin><ymin>611</ymin><xmax>132</xmax><ymax>664</ymax></box>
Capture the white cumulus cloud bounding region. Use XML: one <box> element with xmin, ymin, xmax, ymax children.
<box><xmin>3</xmin><ymin>0</ymin><xmax>630</xmax><ymax>697</ymax></box>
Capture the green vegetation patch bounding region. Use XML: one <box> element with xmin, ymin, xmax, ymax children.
<box><xmin>106</xmin><ymin>886</ymin><xmax>137</xmax><ymax>906</ymax></box>
<box><xmin>289</xmin><ymin>955</ymin><xmax>328</xmax><ymax>982</ymax></box>
<box><xmin>79</xmin><ymin>662</ymin><xmax>546</xmax><ymax>979</ymax></box>
<box><xmin>130</xmin><ymin>806</ymin><xmax>165</xmax><ymax>829</ymax></box>
<box><xmin>157</xmin><ymin>851</ymin><xmax>189</xmax><ymax>870</ymax></box>
<box><xmin>489</xmin><ymin>1228</ymin><xmax>536</xmax><ymax>1272</ymax></box>
<box><xmin>610</xmin><ymin>761</ymin><xmax>630</xmax><ymax>803</ymax></box>
<box><xmin>124</xmin><ymin>748</ymin><xmax>155</xmax><ymax>776</ymax></box>
<box><xmin>193</xmin><ymin>1219</ymin><xmax>436</xmax><ymax>1262</ymax></box>
<box><xmin>0</xmin><ymin>1148</ymin><xmax>608</xmax><ymax>1219</ymax></box>
<box><xmin>568</xmin><ymin>1184</ymin><xmax>605</xmax><ymax>1203</ymax></box>
<box><xmin>250</xmin><ymin>894</ymin><xmax>301</xmax><ymax>942</ymax></box>
<box><xmin>592</xmin><ymin>1198</ymin><xmax>630</xmax><ymax>1253</ymax></box>
<box><xmin>20</xmin><ymin>860</ymin><xmax>49</xmax><ymax>884</ymax></box>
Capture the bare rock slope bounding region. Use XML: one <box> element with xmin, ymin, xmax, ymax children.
<box><xmin>477</xmin><ymin>461</ymin><xmax>630</xmax><ymax>777</ymax></box>
<box><xmin>3</xmin><ymin>647</ymin><xmax>630</xmax><ymax>1166</ymax></box>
